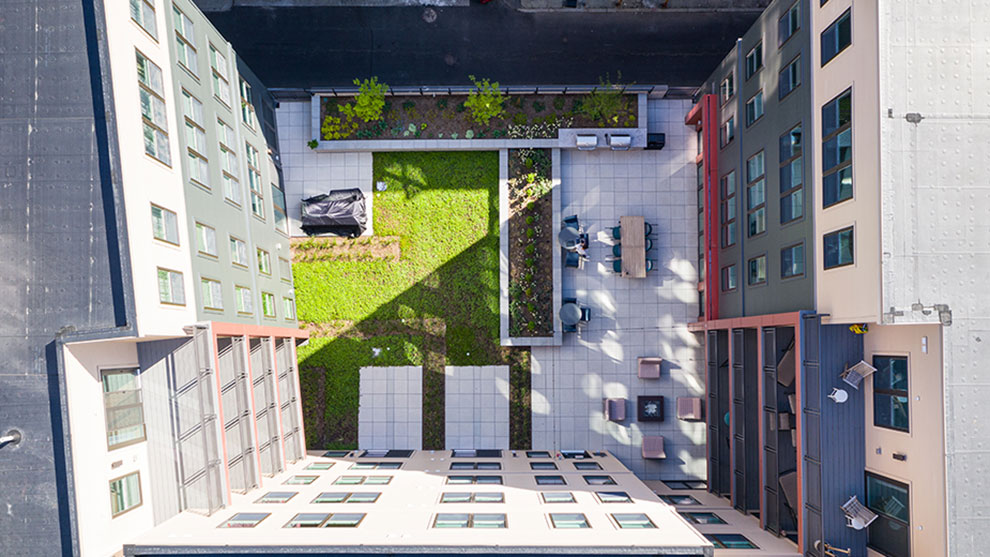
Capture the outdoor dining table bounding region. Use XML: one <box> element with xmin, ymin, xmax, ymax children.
<box><xmin>559</xmin><ymin>303</ymin><xmax>582</xmax><ymax>326</ymax></box>
<box><xmin>619</xmin><ymin>216</ymin><xmax>646</xmax><ymax>278</ymax></box>
<box><xmin>558</xmin><ymin>226</ymin><xmax>581</xmax><ymax>251</ymax></box>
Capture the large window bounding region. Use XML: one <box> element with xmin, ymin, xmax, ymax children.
<box><xmin>261</xmin><ymin>292</ymin><xmax>277</xmax><ymax>318</ymax></box>
<box><xmin>720</xmin><ymin>171</ymin><xmax>736</xmax><ymax>247</ymax></box>
<box><xmin>778</xmin><ymin>1</ymin><xmax>800</xmax><ymax>46</ymax></box>
<box><xmin>217</xmin><ymin>119</ymin><xmax>241</xmax><ymax>205</ymax></box>
<box><xmin>866</xmin><ymin>473</ymin><xmax>910</xmax><ymax>557</ymax></box>
<box><xmin>748</xmin><ymin>255</ymin><xmax>766</xmax><ymax>286</ymax></box>
<box><xmin>151</xmin><ymin>205</ymin><xmax>179</xmax><ymax>245</ymax></box>
<box><xmin>201</xmin><ymin>278</ymin><xmax>223</xmax><ymax>310</ymax></box>
<box><xmin>721</xmin><ymin>264</ymin><xmax>737</xmax><ymax>291</ymax></box>
<box><xmin>157</xmin><ymin>268</ymin><xmax>185</xmax><ymax>305</ymax></box>
<box><xmin>746</xmin><ymin>151</ymin><xmax>766</xmax><ymax>237</ymax></box>
<box><xmin>781</xmin><ymin>244</ymin><xmax>805</xmax><ymax>278</ymax></box>
<box><xmin>550</xmin><ymin>513</ymin><xmax>590</xmax><ymax>529</ymax></box>
<box><xmin>240</xmin><ymin>77</ymin><xmax>257</xmax><ymax>128</ymax></box>
<box><xmin>129</xmin><ymin>0</ymin><xmax>157</xmax><ymax>39</ymax></box>
<box><xmin>235</xmin><ymin>285</ymin><xmax>253</xmax><ymax>314</ymax></box>
<box><xmin>779</xmin><ymin>124</ymin><xmax>803</xmax><ymax>223</ymax></box>
<box><xmin>745</xmin><ymin>91</ymin><xmax>764</xmax><ymax>127</ymax></box>
<box><xmin>230</xmin><ymin>236</ymin><xmax>248</xmax><ymax>267</ymax></box>
<box><xmin>821</xmin><ymin>9</ymin><xmax>852</xmax><ymax>66</ymax></box>
<box><xmin>195</xmin><ymin>222</ymin><xmax>217</xmax><ymax>256</ymax></box>
<box><xmin>873</xmin><ymin>356</ymin><xmax>909</xmax><ymax>432</ymax></box>
<box><xmin>109</xmin><ymin>472</ymin><xmax>142</xmax><ymax>517</ymax></box>
<box><xmin>719</xmin><ymin>73</ymin><xmax>734</xmax><ymax>103</ymax></box>
<box><xmin>182</xmin><ymin>91</ymin><xmax>209</xmax><ymax>188</ymax></box>
<box><xmin>283</xmin><ymin>297</ymin><xmax>296</xmax><ymax>320</ymax></box>
<box><xmin>272</xmin><ymin>184</ymin><xmax>289</xmax><ymax>234</ymax></box>
<box><xmin>102</xmin><ymin>368</ymin><xmax>146</xmax><ymax>449</ymax></box>
<box><xmin>822</xmin><ymin>89</ymin><xmax>853</xmax><ymax>207</ymax></box>
<box><xmin>257</xmin><ymin>247</ymin><xmax>271</xmax><ymax>275</ymax></box>
<box><xmin>612</xmin><ymin>514</ymin><xmax>656</xmax><ymax>529</ymax></box>
<box><xmin>720</xmin><ymin>116</ymin><xmax>735</xmax><ymax>147</ymax></box>
<box><xmin>707</xmin><ymin>534</ymin><xmax>758</xmax><ymax>549</ymax></box>
<box><xmin>246</xmin><ymin>143</ymin><xmax>264</xmax><ymax>219</ymax></box>
<box><xmin>172</xmin><ymin>7</ymin><xmax>197</xmax><ymax>76</ymax></box>
<box><xmin>745</xmin><ymin>42</ymin><xmax>763</xmax><ymax>80</ymax></box>
<box><xmin>209</xmin><ymin>44</ymin><xmax>231</xmax><ymax>105</ymax></box>
<box><xmin>434</xmin><ymin>513</ymin><xmax>506</xmax><ymax>529</ymax></box>
<box><xmin>136</xmin><ymin>51</ymin><xmax>170</xmax><ymax>165</ymax></box>
<box><xmin>823</xmin><ymin>226</ymin><xmax>854</xmax><ymax>269</ymax></box>
<box><xmin>779</xmin><ymin>56</ymin><xmax>801</xmax><ymax>99</ymax></box>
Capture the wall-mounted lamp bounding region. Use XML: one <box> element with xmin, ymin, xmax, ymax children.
<box><xmin>828</xmin><ymin>388</ymin><xmax>849</xmax><ymax>404</ymax></box>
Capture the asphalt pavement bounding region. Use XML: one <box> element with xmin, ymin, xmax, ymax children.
<box><xmin>197</xmin><ymin>1</ymin><xmax>763</xmax><ymax>89</ymax></box>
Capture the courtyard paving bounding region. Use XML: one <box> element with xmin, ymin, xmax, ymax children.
<box><xmin>444</xmin><ymin>366</ymin><xmax>511</xmax><ymax>450</ymax></box>
<box><xmin>358</xmin><ymin>366</ymin><xmax>423</xmax><ymax>449</ymax></box>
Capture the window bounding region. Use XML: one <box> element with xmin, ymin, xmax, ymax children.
<box><xmin>256</xmin><ymin>491</ymin><xmax>296</xmax><ymax>503</ymax></box>
<box><xmin>659</xmin><ymin>494</ymin><xmax>701</xmax><ymax>505</ymax></box>
<box><xmin>562</xmin><ymin>450</ymin><xmax>592</xmax><ymax>459</ymax></box>
<box><xmin>779</xmin><ymin>124</ymin><xmax>804</xmax><ymax>224</ymax></box>
<box><xmin>200</xmin><ymin>278</ymin><xmax>223</xmax><ymax>310</ymax></box>
<box><xmin>748</xmin><ymin>255</ymin><xmax>766</xmax><ymax>285</ymax></box>
<box><xmin>612</xmin><ymin>513</ymin><xmax>655</xmax><ymax>529</ymax></box>
<box><xmin>246</xmin><ymin>143</ymin><xmax>264</xmax><ymax>219</ymax></box>
<box><xmin>240</xmin><ymin>77</ymin><xmax>256</xmax><ymax>128</ymax></box>
<box><xmin>136</xmin><ymin>51</ymin><xmax>170</xmax><ymax>165</ymax></box>
<box><xmin>527</xmin><ymin>451</ymin><xmax>552</xmax><ymax>458</ymax></box>
<box><xmin>151</xmin><ymin>205</ymin><xmax>178</xmax><ymax>244</ymax></box>
<box><xmin>583</xmin><ymin>475</ymin><xmax>616</xmax><ymax>485</ymax></box>
<box><xmin>284</xmin><ymin>475</ymin><xmax>318</xmax><ymax>485</ymax></box>
<box><xmin>235</xmin><ymin>285</ymin><xmax>253</xmax><ymax>314</ymax></box>
<box><xmin>781</xmin><ymin>244</ymin><xmax>805</xmax><ymax>279</ymax></box>
<box><xmin>172</xmin><ymin>7</ymin><xmax>197</xmax><ymax>76</ymax></box>
<box><xmin>865</xmin><ymin>473</ymin><xmax>910</xmax><ymax>557</ymax></box>
<box><xmin>285</xmin><ymin>513</ymin><xmax>365</xmax><ymax>528</ymax></box>
<box><xmin>446</xmin><ymin>476</ymin><xmax>502</xmax><ymax>485</ymax></box>
<box><xmin>745</xmin><ymin>42</ymin><xmax>763</xmax><ymax>79</ymax></box>
<box><xmin>272</xmin><ymin>185</ymin><xmax>288</xmax><ymax>234</ymax></box>
<box><xmin>449</xmin><ymin>461</ymin><xmax>501</xmax><ymax>470</ymax></box>
<box><xmin>182</xmin><ymin>91</ymin><xmax>209</xmax><ymax>188</ymax></box>
<box><xmin>542</xmin><ymin>492</ymin><xmax>576</xmax><ymax>503</ymax></box>
<box><xmin>219</xmin><ymin>512</ymin><xmax>269</xmax><ymax>528</ymax></box>
<box><xmin>779</xmin><ymin>56</ymin><xmax>801</xmax><ymax>99</ymax></box>
<box><xmin>324</xmin><ymin>513</ymin><xmax>366</xmax><ymax>527</ymax></box>
<box><xmin>349</xmin><ymin>461</ymin><xmax>402</xmax><ymax>470</ymax></box>
<box><xmin>209</xmin><ymin>44</ymin><xmax>230</xmax><ymax>105</ymax></box>
<box><xmin>129</xmin><ymin>0</ymin><xmax>157</xmax><ymax>38</ymax></box>
<box><xmin>574</xmin><ymin>461</ymin><xmax>602</xmax><ymax>470</ymax></box>
<box><xmin>283</xmin><ymin>297</ymin><xmax>296</xmax><ymax>320</ymax></box>
<box><xmin>821</xmin><ymin>9</ymin><xmax>852</xmax><ymax>66</ymax></box>
<box><xmin>550</xmin><ymin>513</ymin><xmax>589</xmax><ymax>529</ymax></box>
<box><xmin>217</xmin><ymin>119</ymin><xmax>241</xmax><ymax>204</ymax></box>
<box><xmin>312</xmin><ymin>492</ymin><xmax>380</xmax><ymax>503</ymax></box>
<box><xmin>746</xmin><ymin>151</ymin><xmax>766</xmax><ymax>237</ymax></box>
<box><xmin>441</xmin><ymin>492</ymin><xmax>504</xmax><ymax>504</ymax></box>
<box><xmin>195</xmin><ymin>223</ymin><xmax>216</xmax><ymax>256</ymax></box>
<box><xmin>102</xmin><ymin>368</ymin><xmax>145</xmax><ymax>449</ymax></box>
<box><xmin>720</xmin><ymin>171</ymin><xmax>736</xmax><ymax>247</ymax></box>
<box><xmin>778</xmin><ymin>1</ymin><xmax>800</xmax><ymax>46</ymax></box>
<box><xmin>305</xmin><ymin>462</ymin><xmax>335</xmax><ymax>470</ymax></box>
<box><xmin>530</xmin><ymin>462</ymin><xmax>557</xmax><ymax>470</ymax></box>
<box><xmin>279</xmin><ymin>257</ymin><xmax>292</xmax><ymax>282</ymax></box>
<box><xmin>230</xmin><ymin>236</ymin><xmax>248</xmax><ymax>267</ymax></box>
<box><xmin>707</xmin><ymin>534</ymin><xmax>758</xmax><ymax>549</ymax></box>
<box><xmin>596</xmin><ymin>491</ymin><xmax>631</xmax><ymax>503</ymax></box>
<box><xmin>873</xmin><ymin>356</ymin><xmax>909</xmax><ymax>432</ymax></box>
<box><xmin>721</xmin><ymin>264</ymin><xmax>737</xmax><ymax>291</ymax></box>
<box><xmin>536</xmin><ymin>475</ymin><xmax>566</xmax><ymax>486</ymax></box>
<box><xmin>157</xmin><ymin>268</ymin><xmax>185</xmax><ymax>305</ymax></box>
<box><xmin>720</xmin><ymin>116</ymin><xmax>735</xmax><ymax>147</ymax></box>
<box><xmin>745</xmin><ymin>91</ymin><xmax>764</xmax><ymax>126</ymax></box>
<box><xmin>333</xmin><ymin>475</ymin><xmax>392</xmax><ymax>485</ymax></box>
<box><xmin>823</xmin><ymin>226</ymin><xmax>854</xmax><ymax>269</ymax></box>
<box><xmin>680</xmin><ymin>512</ymin><xmax>726</xmax><ymax>524</ymax></box>
<box><xmin>451</xmin><ymin>449</ymin><xmax>503</xmax><ymax>458</ymax></box>
<box><xmin>322</xmin><ymin>450</ymin><xmax>351</xmax><ymax>457</ymax></box>
<box><xmin>664</xmin><ymin>480</ymin><xmax>708</xmax><ymax>490</ymax></box>
<box><xmin>719</xmin><ymin>73</ymin><xmax>734</xmax><ymax>103</ymax></box>
<box><xmin>434</xmin><ymin>513</ymin><xmax>506</xmax><ymax>529</ymax></box>
<box><xmin>257</xmin><ymin>247</ymin><xmax>271</xmax><ymax>275</ymax></box>
<box><xmin>822</xmin><ymin>89</ymin><xmax>853</xmax><ymax>207</ymax></box>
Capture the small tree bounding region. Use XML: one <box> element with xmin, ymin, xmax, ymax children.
<box><xmin>464</xmin><ymin>75</ymin><xmax>505</xmax><ymax>126</ymax></box>
<box><xmin>340</xmin><ymin>77</ymin><xmax>389</xmax><ymax>123</ymax></box>
<box><xmin>580</xmin><ymin>74</ymin><xmax>626</xmax><ymax>127</ymax></box>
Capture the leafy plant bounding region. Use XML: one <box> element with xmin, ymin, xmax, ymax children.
<box><xmin>437</xmin><ymin>98</ymin><xmax>448</xmax><ymax>110</ymax></box>
<box><xmin>322</xmin><ymin>114</ymin><xmax>358</xmax><ymax>140</ymax></box>
<box><xmin>339</xmin><ymin>77</ymin><xmax>388</xmax><ymax>123</ymax></box>
<box><xmin>465</xmin><ymin>130</ymin><xmax>475</xmax><ymax>139</ymax></box>
<box><xmin>525</xmin><ymin>216</ymin><xmax>535</xmax><ymax>225</ymax></box>
<box><xmin>512</xmin><ymin>113</ymin><xmax>528</xmax><ymax>126</ymax></box>
<box><xmin>525</xmin><ymin>245</ymin><xmax>535</xmax><ymax>255</ymax></box>
<box><xmin>553</xmin><ymin>96</ymin><xmax>566</xmax><ymax>111</ymax></box>
<box><xmin>464</xmin><ymin>75</ymin><xmax>505</xmax><ymax>126</ymax></box>
<box><xmin>581</xmin><ymin>74</ymin><xmax>626</xmax><ymax>127</ymax></box>
<box><xmin>307</xmin><ymin>139</ymin><xmax>319</xmax><ymax>149</ymax></box>
<box><xmin>524</xmin><ymin>287</ymin><xmax>533</xmax><ymax>296</ymax></box>
<box><xmin>526</xmin><ymin>228</ymin><xmax>535</xmax><ymax>239</ymax></box>
<box><xmin>532</xmin><ymin>100</ymin><xmax>546</xmax><ymax>113</ymax></box>
<box><xmin>402</xmin><ymin>100</ymin><xmax>416</xmax><ymax>112</ymax></box>
<box><xmin>456</xmin><ymin>102</ymin><xmax>467</xmax><ymax>113</ymax></box>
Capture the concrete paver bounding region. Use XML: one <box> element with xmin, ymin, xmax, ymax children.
<box><xmin>359</xmin><ymin>366</ymin><xmax>423</xmax><ymax>449</ymax></box>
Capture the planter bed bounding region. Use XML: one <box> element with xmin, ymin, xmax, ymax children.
<box><xmin>320</xmin><ymin>93</ymin><xmax>638</xmax><ymax>141</ymax></box>
<box><xmin>507</xmin><ymin>148</ymin><xmax>554</xmax><ymax>338</ymax></box>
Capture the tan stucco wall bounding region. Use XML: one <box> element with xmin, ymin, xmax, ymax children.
<box><xmin>812</xmin><ymin>0</ymin><xmax>883</xmax><ymax>325</ymax></box>
<box><xmin>863</xmin><ymin>324</ymin><xmax>947</xmax><ymax>557</ymax></box>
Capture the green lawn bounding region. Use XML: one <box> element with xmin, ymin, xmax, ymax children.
<box><xmin>295</xmin><ymin>151</ymin><xmax>529</xmax><ymax>450</ymax></box>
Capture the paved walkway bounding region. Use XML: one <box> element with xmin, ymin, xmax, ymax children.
<box><xmin>444</xmin><ymin>366</ymin><xmax>510</xmax><ymax>449</ymax></box>
<box><xmin>531</xmin><ymin>98</ymin><xmax>706</xmax><ymax>481</ymax></box>
<box><xmin>358</xmin><ymin>366</ymin><xmax>423</xmax><ymax>449</ymax></box>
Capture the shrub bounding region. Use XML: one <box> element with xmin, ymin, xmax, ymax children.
<box><xmin>553</xmin><ymin>96</ymin><xmax>566</xmax><ymax>111</ymax></box>
<box><xmin>524</xmin><ymin>273</ymin><xmax>534</xmax><ymax>282</ymax></box>
<box><xmin>580</xmin><ymin>74</ymin><xmax>626</xmax><ymax>127</ymax></box>
<box><xmin>527</xmin><ymin>322</ymin><xmax>536</xmax><ymax>331</ymax></box>
<box><xmin>465</xmin><ymin>75</ymin><xmax>505</xmax><ymax>126</ymax></box>
<box><xmin>524</xmin><ymin>258</ymin><xmax>535</xmax><ymax>266</ymax></box>
<box><xmin>525</xmin><ymin>245</ymin><xmax>535</xmax><ymax>255</ymax></box>
<box><xmin>456</xmin><ymin>101</ymin><xmax>467</xmax><ymax>113</ymax></box>
<box><xmin>437</xmin><ymin>98</ymin><xmax>448</xmax><ymax>110</ymax></box>
<box><xmin>512</xmin><ymin>113</ymin><xmax>528</xmax><ymax>126</ymax></box>
<box><xmin>524</xmin><ymin>287</ymin><xmax>533</xmax><ymax>296</ymax></box>
<box><xmin>402</xmin><ymin>100</ymin><xmax>416</xmax><ymax>112</ymax></box>
<box><xmin>532</xmin><ymin>100</ymin><xmax>546</xmax><ymax>113</ymax></box>
<box><xmin>525</xmin><ymin>216</ymin><xmax>535</xmax><ymax>225</ymax></box>
<box><xmin>307</xmin><ymin>139</ymin><xmax>319</xmax><ymax>149</ymax></box>
<box><xmin>526</xmin><ymin>302</ymin><xmax>536</xmax><ymax>312</ymax></box>
<box><xmin>339</xmin><ymin>77</ymin><xmax>388</xmax><ymax>123</ymax></box>
<box><xmin>321</xmin><ymin>114</ymin><xmax>358</xmax><ymax>140</ymax></box>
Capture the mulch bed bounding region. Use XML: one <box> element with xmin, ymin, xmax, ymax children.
<box><xmin>507</xmin><ymin>148</ymin><xmax>554</xmax><ymax>338</ymax></box>
<box><xmin>291</xmin><ymin>236</ymin><xmax>400</xmax><ymax>262</ymax></box>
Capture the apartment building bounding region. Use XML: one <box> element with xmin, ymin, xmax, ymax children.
<box><xmin>687</xmin><ymin>1</ymin><xmax>988</xmax><ymax>556</ymax></box>
<box><xmin>1</xmin><ymin>0</ymin><xmax>304</xmax><ymax>555</ymax></box>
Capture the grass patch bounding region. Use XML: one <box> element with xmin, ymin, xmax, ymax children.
<box><xmin>295</xmin><ymin>151</ymin><xmax>531</xmax><ymax>450</ymax></box>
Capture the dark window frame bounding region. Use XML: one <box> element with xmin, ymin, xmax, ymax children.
<box><xmin>720</xmin><ymin>72</ymin><xmax>735</xmax><ymax>105</ymax></box>
<box><xmin>872</xmin><ymin>355</ymin><xmax>910</xmax><ymax>433</ymax></box>
<box><xmin>780</xmin><ymin>243</ymin><xmax>805</xmax><ymax>279</ymax></box>
<box><xmin>745</xmin><ymin>151</ymin><xmax>766</xmax><ymax>238</ymax></box>
<box><xmin>779</xmin><ymin>123</ymin><xmax>804</xmax><ymax>225</ymax></box>
<box><xmin>821</xmin><ymin>9</ymin><xmax>852</xmax><ymax>67</ymax></box>
<box><xmin>720</xmin><ymin>170</ymin><xmax>737</xmax><ymax>248</ymax></box>
<box><xmin>865</xmin><ymin>472</ymin><xmax>911</xmax><ymax>557</ymax></box>
<box><xmin>721</xmin><ymin>264</ymin><xmax>737</xmax><ymax>292</ymax></box>
<box><xmin>778</xmin><ymin>55</ymin><xmax>802</xmax><ymax>100</ymax></box>
<box><xmin>745</xmin><ymin>90</ymin><xmax>765</xmax><ymax>127</ymax></box>
<box><xmin>748</xmin><ymin>254</ymin><xmax>767</xmax><ymax>286</ymax></box>
<box><xmin>745</xmin><ymin>41</ymin><xmax>763</xmax><ymax>80</ymax></box>
<box><xmin>777</xmin><ymin>1</ymin><xmax>801</xmax><ymax>47</ymax></box>
<box><xmin>822</xmin><ymin>88</ymin><xmax>853</xmax><ymax>208</ymax></box>
<box><xmin>823</xmin><ymin>226</ymin><xmax>855</xmax><ymax>269</ymax></box>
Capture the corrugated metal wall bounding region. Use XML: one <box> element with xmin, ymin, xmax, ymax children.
<box><xmin>275</xmin><ymin>338</ymin><xmax>302</xmax><ymax>463</ymax></box>
<box><xmin>251</xmin><ymin>337</ymin><xmax>283</xmax><ymax>476</ymax></box>
<box><xmin>217</xmin><ymin>336</ymin><xmax>258</xmax><ymax>493</ymax></box>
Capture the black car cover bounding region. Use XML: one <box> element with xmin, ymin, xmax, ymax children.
<box><xmin>300</xmin><ymin>188</ymin><xmax>368</xmax><ymax>237</ymax></box>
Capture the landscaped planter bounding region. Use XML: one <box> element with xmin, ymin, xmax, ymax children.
<box><xmin>507</xmin><ymin>148</ymin><xmax>554</xmax><ymax>338</ymax></box>
<box><xmin>319</xmin><ymin>93</ymin><xmax>638</xmax><ymax>141</ymax></box>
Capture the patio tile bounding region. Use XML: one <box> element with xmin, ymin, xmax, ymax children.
<box><xmin>358</xmin><ymin>366</ymin><xmax>423</xmax><ymax>450</ymax></box>
<box><xmin>444</xmin><ymin>365</ymin><xmax>510</xmax><ymax>450</ymax></box>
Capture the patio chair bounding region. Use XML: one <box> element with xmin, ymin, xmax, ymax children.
<box><xmin>676</xmin><ymin>397</ymin><xmax>704</xmax><ymax>421</ymax></box>
<box><xmin>645</xmin><ymin>238</ymin><xmax>654</xmax><ymax>251</ymax></box>
<box><xmin>564</xmin><ymin>251</ymin><xmax>581</xmax><ymax>269</ymax></box>
<box><xmin>638</xmin><ymin>357</ymin><xmax>662</xmax><ymax>379</ymax></box>
<box><xmin>841</xmin><ymin>495</ymin><xmax>878</xmax><ymax>530</ymax></box>
<box><xmin>579</xmin><ymin>307</ymin><xmax>591</xmax><ymax>323</ymax></box>
<box><xmin>576</xmin><ymin>134</ymin><xmax>598</xmax><ymax>151</ymax></box>
<box><xmin>612</xmin><ymin>244</ymin><xmax>622</xmax><ymax>257</ymax></box>
<box><xmin>841</xmin><ymin>360</ymin><xmax>878</xmax><ymax>390</ymax></box>
<box><xmin>611</xmin><ymin>260</ymin><xmax>622</xmax><ymax>273</ymax></box>
<box><xmin>604</xmin><ymin>398</ymin><xmax>626</xmax><ymax>422</ymax></box>
<box><xmin>578</xmin><ymin>233</ymin><xmax>589</xmax><ymax>249</ymax></box>
<box><xmin>644</xmin><ymin>222</ymin><xmax>654</xmax><ymax>236</ymax></box>
<box><xmin>610</xmin><ymin>226</ymin><xmax>621</xmax><ymax>240</ymax></box>
<box><xmin>563</xmin><ymin>214</ymin><xmax>580</xmax><ymax>230</ymax></box>
<box><xmin>641</xmin><ymin>435</ymin><xmax>666</xmax><ymax>459</ymax></box>
<box><xmin>646</xmin><ymin>259</ymin><xmax>657</xmax><ymax>272</ymax></box>
<box><xmin>563</xmin><ymin>297</ymin><xmax>576</xmax><ymax>305</ymax></box>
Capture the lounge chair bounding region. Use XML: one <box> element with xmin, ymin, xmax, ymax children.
<box><xmin>841</xmin><ymin>495</ymin><xmax>878</xmax><ymax>530</ymax></box>
<box><xmin>611</xmin><ymin>259</ymin><xmax>622</xmax><ymax>273</ymax></box>
<box><xmin>563</xmin><ymin>214</ymin><xmax>580</xmax><ymax>230</ymax></box>
<box><xmin>564</xmin><ymin>251</ymin><xmax>581</xmax><ymax>268</ymax></box>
